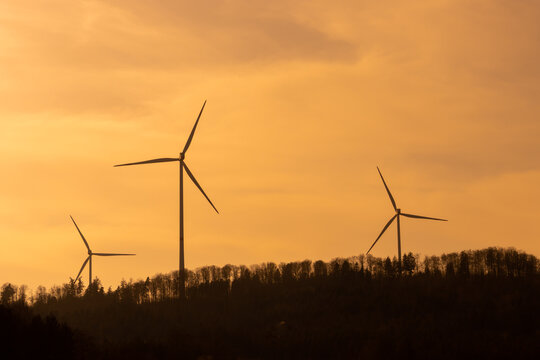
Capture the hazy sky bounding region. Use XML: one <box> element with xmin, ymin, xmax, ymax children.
<box><xmin>1</xmin><ymin>0</ymin><xmax>539</xmax><ymax>289</ymax></box>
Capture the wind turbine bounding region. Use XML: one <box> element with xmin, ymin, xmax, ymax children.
<box><xmin>367</xmin><ymin>167</ymin><xmax>447</xmax><ymax>272</ymax></box>
<box><xmin>70</xmin><ymin>215</ymin><xmax>135</xmax><ymax>286</ymax></box>
<box><xmin>114</xmin><ymin>100</ymin><xmax>219</xmax><ymax>299</ymax></box>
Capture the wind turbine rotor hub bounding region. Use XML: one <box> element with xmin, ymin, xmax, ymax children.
<box><xmin>179</xmin><ymin>152</ymin><xmax>185</xmax><ymax>160</ymax></box>
<box><xmin>396</xmin><ymin>208</ymin><xmax>401</xmax><ymax>214</ymax></box>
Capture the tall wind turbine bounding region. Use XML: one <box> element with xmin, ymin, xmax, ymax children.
<box><xmin>114</xmin><ymin>100</ymin><xmax>219</xmax><ymax>299</ymax></box>
<box><xmin>367</xmin><ymin>167</ymin><xmax>447</xmax><ymax>272</ymax></box>
<box><xmin>70</xmin><ymin>215</ymin><xmax>135</xmax><ymax>286</ymax></box>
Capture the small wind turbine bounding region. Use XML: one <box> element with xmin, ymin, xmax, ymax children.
<box><xmin>367</xmin><ymin>167</ymin><xmax>447</xmax><ymax>272</ymax></box>
<box><xmin>114</xmin><ymin>100</ymin><xmax>218</xmax><ymax>299</ymax></box>
<box><xmin>70</xmin><ymin>215</ymin><xmax>135</xmax><ymax>286</ymax></box>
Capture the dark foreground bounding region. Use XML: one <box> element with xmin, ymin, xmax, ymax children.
<box><xmin>1</xmin><ymin>247</ymin><xmax>539</xmax><ymax>359</ymax></box>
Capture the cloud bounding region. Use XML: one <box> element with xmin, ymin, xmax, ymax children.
<box><xmin>0</xmin><ymin>0</ymin><xmax>357</xmax><ymax>115</ymax></box>
<box><xmin>103</xmin><ymin>0</ymin><xmax>357</xmax><ymax>65</ymax></box>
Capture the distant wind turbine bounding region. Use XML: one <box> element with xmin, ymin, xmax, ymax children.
<box><xmin>70</xmin><ymin>215</ymin><xmax>135</xmax><ymax>285</ymax></box>
<box><xmin>367</xmin><ymin>167</ymin><xmax>447</xmax><ymax>272</ymax></box>
<box><xmin>114</xmin><ymin>100</ymin><xmax>219</xmax><ymax>299</ymax></box>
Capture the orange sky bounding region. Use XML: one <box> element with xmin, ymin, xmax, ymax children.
<box><xmin>1</xmin><ymin>0</ymin><xmax>539</xmax><ymax>290</ymax></box>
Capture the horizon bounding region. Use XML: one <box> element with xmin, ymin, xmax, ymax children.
<box><xmin>2</xmin><ymin>0</ymin><xmax>540</xmax><ymax>290</ymax></box>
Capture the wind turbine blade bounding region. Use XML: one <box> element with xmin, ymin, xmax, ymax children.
<box><xmin>183</xmin><ymin>100</ymin><xmax>207</xmax><ymax>154</ymax></box>
<box><xmin>93</xmin><ymin>253</ymin><xmax>136</xmax><ymax>256</ymax></box>
<box><xmin>70</xmin><ymin>215</ymin><xmax>91</xmax><ymax>252</ymax></box>
<box><xmin>367</xmin><ymin>215</ymin><xmax>397</xmax><ymax>254</ymax></box>
<box><xmin>401</xmin><ymin>213</ymin><xmax>448</xmax><ymax>221</ymax></box>
<box><xmin>75</xmin><ymin>256</ymin><xmax>90</xmax><ymax>282</ymax></box>
<box><xmin>377</xmin><ymin>167</ymin><xmax>397</xmax><ymax>211</ymax></box>
<box><xmin>114</xmin><ymin>158</ymin><xmax>179</xmax><ymax>167</ymax></box>
<box><xmin>183</xmin><ymin>162</ymin><xmax>219</xmax><ymax>214</ymax></box>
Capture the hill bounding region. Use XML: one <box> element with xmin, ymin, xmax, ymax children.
<box><xmin>1</xmin><ymin>247</ymin><xmax>539</xmax><ymax>359</ymax></box>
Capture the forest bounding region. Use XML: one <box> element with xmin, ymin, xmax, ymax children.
<box><xmin>1</xmin><ymin>247</ymin><xmax>539</xmax><ymax>359</ymax></box>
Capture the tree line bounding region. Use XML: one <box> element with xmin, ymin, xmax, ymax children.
<box><xmin>2</xmin><ymin>246</ymin><xmax>537</xmax><ymax>306</ymax></box>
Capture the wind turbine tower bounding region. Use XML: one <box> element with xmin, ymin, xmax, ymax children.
<box><xmin>114</xmin><ymin>101</ymin><xmax>219</xmax><ymax>299</ymax></box>
<box><xmin>367</xmin><ymin>167</ymin><xmax>447</xmax><ymax>272</ymax></box>
<box><xmin>70</xmin><ymin>216</ymin><xmax>135</xmax><ymax>285</ymax></box>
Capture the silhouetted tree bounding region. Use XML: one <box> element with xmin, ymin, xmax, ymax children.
<box><xmin>1</xmin><ymin>283</ymin><xmax>16</xmax><ymax>305</ymax></box>
<box><xmin>402</xmin><ymin>252</ymin><xmax>416</xmax><ymax>275</ymax></box>
<box><xmin>458</xmin><ymin>251</ymin><xmax>470</xmax><ymax>277</ymax></box>
<box><xmin>383</xmin><ymin>257</ymin><xmax>394</xmax><ymax>277</ymax></box>
<box><xmin>313</xmin><ymin>260</ymin><xmax>327</xmax><ymax>277</ymax></box>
